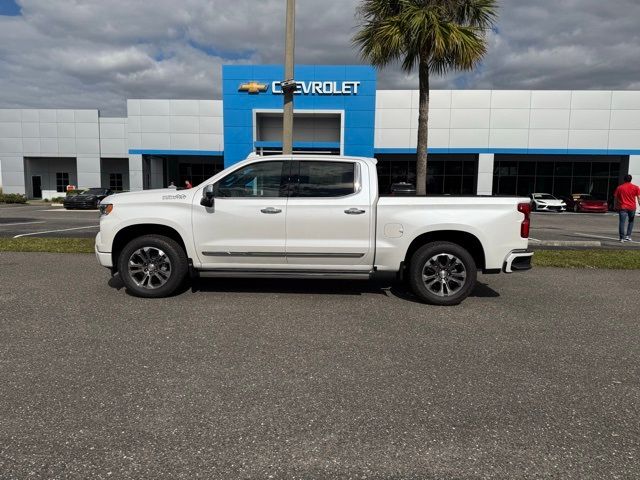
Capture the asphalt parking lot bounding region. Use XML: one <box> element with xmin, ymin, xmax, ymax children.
<box><xmin>531</xmin><ymin>211</ymin><xmax>640</xmax><ymax>248</ymax></box>
<box><xmin>0</xmin><ymin>203</ymin><xmax>99</xmax><ymax>238</ymax></box>
<box><xmin>2</xmin><ymin>203</ymin><xmax>639</xmax><ymax>249</ymax></box>
<box><xmin>0</xmin><ymin>252</ymin><xmax>638</xmax><ymax>478</ymax></box>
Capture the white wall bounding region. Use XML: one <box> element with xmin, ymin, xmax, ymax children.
<box><xmin>127</xmin><ymin>99</ymin><xmax>224</xmax><ymax>153</ymax></box>
<box><xmin>0</xmin><ymin>108</ymin><xmax>127</xmax><ymax>195</ymax></box>
<box><xmin>374</xmin><ymin>90</ymin><xmax>640</xmax><ymax>153</ymax></box>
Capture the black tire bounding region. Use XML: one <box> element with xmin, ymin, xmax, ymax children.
<box><xmin>408</xmin><ymin>241</ymin><xmax>477</xmax><ymax>306</ymax></box>
<box><xmin>573</xmin><ymin>204</ymin><xmax>579</xmax><ymax>213</ymax></box>
<box><xmin>118</xmin><ymin>234</ymin><xmax>188</xmax><ymax>298</ymax></box>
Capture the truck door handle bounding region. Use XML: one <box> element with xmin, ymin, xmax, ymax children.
<box><xmin>344</xmin><ymin>208</ymin><xmax>365</xmax><ymax>215</ymax></box>
<box><xmin>260</xmin><ymin>207</ymin><xmax>282</xmax><ymax>214</ymax></box>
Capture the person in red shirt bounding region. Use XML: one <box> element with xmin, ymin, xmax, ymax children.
<box><xmin>184</xmin><ymin>180</ymin><xmax>193</xmax><ymax>189</ymax></box>
<box><xmin>614</xmin><ymin>174</ymin><xmax>640</xmax><ymax>242</ymax></box>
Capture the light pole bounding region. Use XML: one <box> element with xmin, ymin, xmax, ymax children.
<box><xmin>282</xmin><ymin>0</ymin><xmax>295</xmax><ymax>155</ymax></box>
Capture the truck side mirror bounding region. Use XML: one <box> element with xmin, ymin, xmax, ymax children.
<box><xmin>200</xmin><ymin>184</ymin><xmax>215</xmax><ymax>209</ymax></box>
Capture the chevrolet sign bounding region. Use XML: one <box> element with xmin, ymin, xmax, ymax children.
<box><xmin>272</xmin><ymin>80</ymin><xmax>360</xmax><ymax>95</ymax></box>
<box><xmin>238</xmin><ymin>81</ymin><xmax>268</xmax><ymax>93</ymax></box>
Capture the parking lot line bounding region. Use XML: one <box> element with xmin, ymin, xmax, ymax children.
<box><xmin>13</xmin><ymin>225</ymin><xmax>99</xmax><ymax>238</ymax></box>
<box><xmin>0</xmin><ymin>221</ymin><xmax>46</xmax><ymax>227</ymax></box>
<box><xmin>38</xmin><ymin>209</ymin><xmax>98</xmax><ymax>212</ymax></box>
<box><xmin>572</xmin><ymin>232</ymin><xmax>640</xmax><ymax>243</ymax></box>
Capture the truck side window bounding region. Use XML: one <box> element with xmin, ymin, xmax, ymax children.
<box><xmin>293</xmin><ymin>161</ymin><xmax>355</xmax><ymax>197</ymax></box>
<box><xmin>214</xmin><ymin>161</ymin><xmax>286</xmax><ymax>198</ymax></box>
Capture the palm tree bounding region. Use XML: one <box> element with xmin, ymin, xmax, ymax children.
<box><xmin>353</xmin><ymin>0</ymin><xmax>498</xmax><ymax>194</ymax></box>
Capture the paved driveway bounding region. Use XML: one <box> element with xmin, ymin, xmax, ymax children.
<box><xmin>0</xmin><ymin>252</ymin><xmax>638</xmax><ymax>478</ymax></box>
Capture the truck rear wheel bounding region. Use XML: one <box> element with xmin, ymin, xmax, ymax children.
<box><xmin>118</xmin><ymin>234</ymin><xmax>188</xmax><ymax>298</ymax></box>
<box><xmin>408</xmin><ymin>241</ymin><xmax>477</xmax><ymax>306</ymax></box>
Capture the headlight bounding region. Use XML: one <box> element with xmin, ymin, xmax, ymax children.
<box><xmin>99</xmin><ymin>203</ymin><xmax>113</xmax><ymax>216</ymax></box>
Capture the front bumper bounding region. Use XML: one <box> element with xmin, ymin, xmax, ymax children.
<box><xmin>64</xmin><ymin>200</ymin><xmax>98</xmax><ymax>209</ymax></box>
<box><xmin>579</xmin><ymin>205</ymin><xmax>608</xmax><ymax>213</ymax></box>
<box><xmin>503</xmin><ymin>249</ymin><xmax>533</xmax><ymax>273</ymax></box>
<box><xmin>95</xmin><ymin>234</ymin><xmax>112</xmax><ymax>268</ymax></box>
<box><xmin>537</xmin><ymin>204</ymin><xmax>566</xmax><ymax>212</ymax></box>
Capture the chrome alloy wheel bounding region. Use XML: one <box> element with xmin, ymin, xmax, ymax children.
<box><xmin>128</xmin><ymin>247</ymin><xmax>172</xmax><ymax>289</ymax></box>
<box><xmin>422</xmin><ymin>253</ymin><xmax>467</xmax><ymax>297</ymax></box>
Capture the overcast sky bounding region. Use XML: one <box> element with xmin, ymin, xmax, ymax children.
<box><xmin>0</xmin><ymin>0</ymin><xmax>639</xmax><ymax>116</ymax></box>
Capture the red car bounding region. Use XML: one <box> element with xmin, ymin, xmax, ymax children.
<box><xmin>562</xmin><ymin>194</ymin><xmax>609</xmax><ymax>213</ymax></box>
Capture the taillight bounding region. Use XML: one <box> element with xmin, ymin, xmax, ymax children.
<box><xmin>517</xmin><ymin>202</ymin><xmax>530</xmax><ymax>238</ymax></box>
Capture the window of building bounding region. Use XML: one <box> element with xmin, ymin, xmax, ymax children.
<box><xmin>214</xmin><ymin>161</ymin><xmax>286</xmax><ymax>197</ymax></box>
<box><xmin>56</xmin><ymin>172</ymin><xmax>69</xmax><ymax>192</ymax></box>
<box><xmin>491</xmin><ymin>155</ymin><xmax>624</xmax><ymax>200</ymax></box>
<box><xmin>143</xmin><ymin>154</ymin><xmax>224</xmax><ymax>189</ymax></box>
<box><xmin>109</xmin><ymin>173</ymin><xmax>123</xmax><ymax>191</ymax></box>
<box><xmin>292</xmin><ymin>161</ymin><xmax>355</xmax><ymax>197</ymax></box>
<box><xmin>375</xmin><ymin>154</ymin><xmax>477</xmax><ymax>195</ymax></box>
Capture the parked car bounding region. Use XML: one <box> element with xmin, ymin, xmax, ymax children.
<box><xmin>64</xmin><ymin>188</ymin><xmax>113</xmax><ymax>210</ymax></box>
<box><xmin>529</xmin><ymin>193</ymin><xmax>566</xmax><ymax>212</ymax></box>
<box><xmin>562</xmin><ymin>193</ymin><xmax>609</xmax><ymax>213</ymax></box>
<box><xmin>95</xmin><ymin>155</ymin><xmax>533</xmax><ymax>305</ymax></box>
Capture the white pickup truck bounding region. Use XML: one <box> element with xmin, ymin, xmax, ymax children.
<box><xmin>95</xmin><ymin>155</ymin><xmax>532</xmax><ymax>305</ymax></box>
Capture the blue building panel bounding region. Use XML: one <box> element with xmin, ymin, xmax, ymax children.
<box><xmin>222</xmin><ymin>64</ymin><xmax>377</xmax><ymax>166</ymax></box>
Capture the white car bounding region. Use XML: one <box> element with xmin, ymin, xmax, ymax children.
<box><xmin>95</xmin><ymin>155</ymin><xmax>532</xmax><ymax>305</ymax></box>
<box><xmin>530</xmin><ymin>193</ymin><xmax>566</xmax><ymax>212</ymax></box>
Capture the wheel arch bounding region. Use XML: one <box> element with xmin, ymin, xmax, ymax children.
<box><xmin>404</xmin><ymin>230</ymin><xmax>486</xmax><ymax>271</ymax></box>
<box><xmin>111</xmin><ymin>224</ymin><xmax>189</xmax><ymax>272</ymax></box>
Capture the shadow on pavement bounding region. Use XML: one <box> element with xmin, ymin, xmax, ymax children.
<box><xmin>192</xmin><ymin>277</ymin><xmax>386</xmax><ymax>296</ymax></box>
<box><xmin>387</xmin><ymin>281</ymin><xmax>499</xmax><ymax>304</ymax></box>
<box><xmin>107</xmin><ymin>272</ymin><xmax>500</xmax><ymax>301</ymax></box>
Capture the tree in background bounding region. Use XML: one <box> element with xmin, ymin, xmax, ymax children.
<box><xmin>353</xmin><ymin>0</ymin><xmax>498</xmax><ymax>194</ymax></box>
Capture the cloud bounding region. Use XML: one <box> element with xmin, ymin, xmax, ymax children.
<box><xmin>0</xmin><ymin>0</ymin><xmax>638</xmax><ymax>115</ymax></box>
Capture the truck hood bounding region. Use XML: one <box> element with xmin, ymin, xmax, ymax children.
<box><xmin>102</xmin><ymin>188</ymin><xmax>197</xmax><ymax>205</ymax></box>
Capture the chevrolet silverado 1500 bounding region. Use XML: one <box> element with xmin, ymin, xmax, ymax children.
<box><xmin>95</xmin><ymin>155</ymin><xmax>532</xmax><ymax>305</ymax></box>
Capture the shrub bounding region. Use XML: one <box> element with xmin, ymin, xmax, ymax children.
<box><xmin>50</xmin><ymin>196</ymin><xmax>66</xmax><ymax>203</ymax></box>
<box><xmin>0</xmin><ymin>193</ymin><xmax>27</xmax><ymax>204</ymax></box>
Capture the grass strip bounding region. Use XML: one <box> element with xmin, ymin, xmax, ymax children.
<box><xmin>0</xmin><ymin>237</ymin><xmax>94</xmax><ymax>254</ymax></box>
<box><xmin>1</xmin><ymin>239</ymin><xmax>639</xmax><ymax>270</ymax></box>
<box><xmin>533</xmin><ymin>249</ymin><xmax>640</xmax><ymax>269</ymax></box>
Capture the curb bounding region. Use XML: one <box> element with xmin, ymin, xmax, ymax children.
<box><xmin>531</xmin><ymin>240</ymin><xmax>602</xmax><ymax>247</ymax></box>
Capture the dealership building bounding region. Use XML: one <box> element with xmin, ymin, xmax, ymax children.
<box><xmin>1</xmin><ymin>64</ymin><xmax>640</xmax><ymax>200</ymax></box>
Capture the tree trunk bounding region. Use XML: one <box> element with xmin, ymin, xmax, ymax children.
<box><xmin>415</xmin><ymin>58</ymin><xmax>430</xmax><ymax>195</ymax></box>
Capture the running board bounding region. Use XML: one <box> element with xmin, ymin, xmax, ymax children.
<box><xmin>196</xmin><ymin>268</ymin><xmax>372</xmax><ymax>280</ymax></box>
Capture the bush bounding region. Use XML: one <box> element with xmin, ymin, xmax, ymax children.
<box><xmin>50</xmin><ymin>196</ymin><xmax>66</xmax><ymax>203</ymax></box>
<box><xmin>0</xmin><ymin>193</ymin><xmax>27</xmax><ymax>204</ymax></box>
<box><xmin>66</xmin><ymin>190</ymin><xmax>85</xmax><ymax>196</ymax></box>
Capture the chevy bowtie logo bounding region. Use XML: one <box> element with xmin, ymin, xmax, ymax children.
<box><xmin>238</xmin><ymin>81</ymin><xmax>268</xmax><ymax>94</ymax></box>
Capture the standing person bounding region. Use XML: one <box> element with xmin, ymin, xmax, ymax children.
<box><xmin>184</xmin><ymin>180</ymin><xmax>193</xmax><ymax>189</ymax></box>
<box><xmin>614</xmin><ymin>174</ymin><xmax>640</xmax><ymax>242</ymax></box>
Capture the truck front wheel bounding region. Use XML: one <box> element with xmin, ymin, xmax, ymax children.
<box><xmin>117</xmin><ymin>235</ymin><xmax>188</xmax><ymax>298</ymax></box>
<box><xmin>408</xmin><ymin>241</ymin><xmax>477</xmax><ymax>306</ymax></box>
